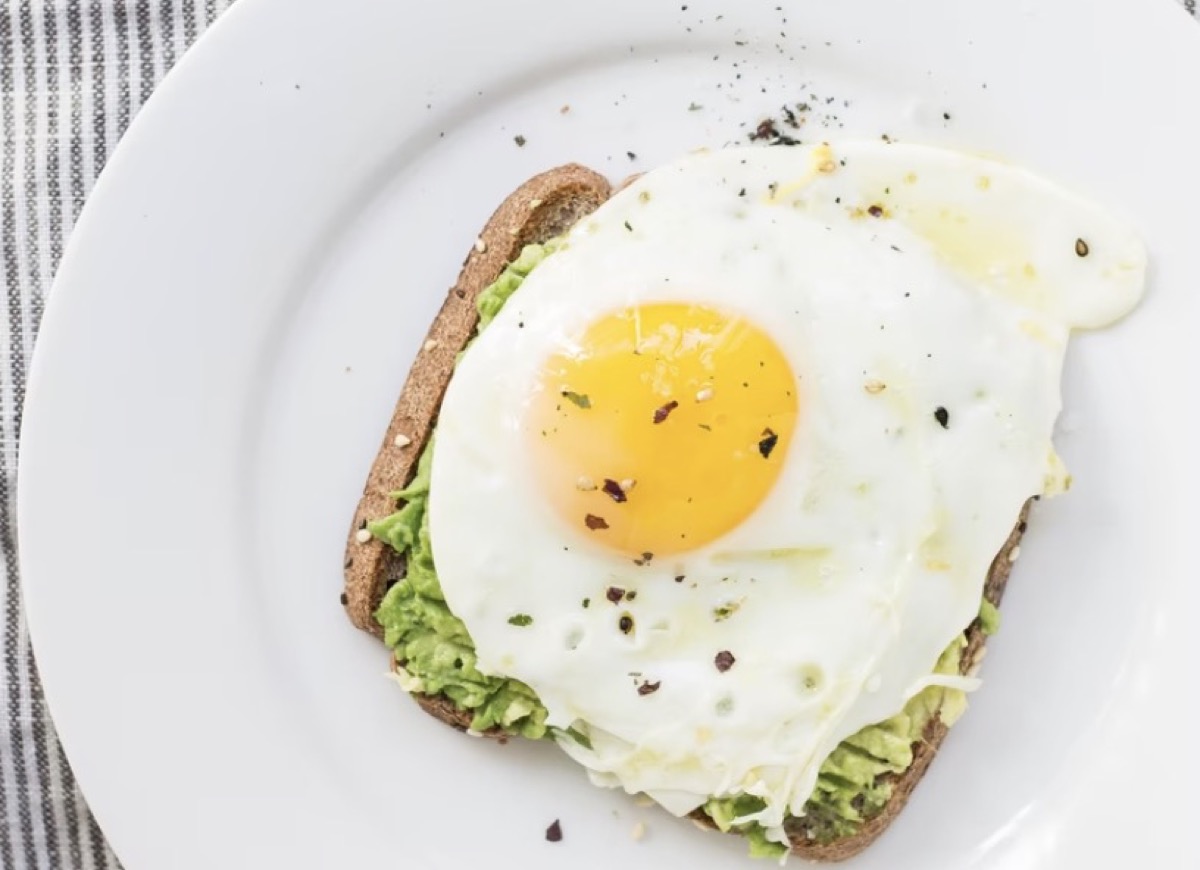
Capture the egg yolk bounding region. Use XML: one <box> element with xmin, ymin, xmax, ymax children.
<box><xmin>527</xmin><ymin>303</ymin><xmax>798</xmax><ymax>556</ymax></box>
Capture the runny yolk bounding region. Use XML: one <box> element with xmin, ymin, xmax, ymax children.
<box><xmin>526</xmin><ymin>302</ymin><xmax>799</xmax><ymax>556</ymax></box>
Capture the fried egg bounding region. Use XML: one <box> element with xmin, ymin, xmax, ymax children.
<box><xmin>427</xmin><ymin>141</ymin><xmax>1145</xmax><ymax>843</ymax></box>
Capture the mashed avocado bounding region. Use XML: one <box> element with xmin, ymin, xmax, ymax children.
<box><xmin>370</xmin><ymin>239</ymin><xmax>990</xmax><ymax>854</ymax></box>
<box><xmin>978</xmin><ymin>597</ymin><xmax>1001</xmax><ymax>636</ymax></box>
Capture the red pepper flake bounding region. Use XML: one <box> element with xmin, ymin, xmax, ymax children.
<box><xmin>606</xmin><ymin>586</ymin><xmax>626</xmax><ymax>604</ymax></box>
<box><xmin>868</xmin><ymin>204</ymin><xmax>884</xmax><ymax>218</ymax></box>
<box><xmin>750</xmin><ymin>118</ymin><xmax>778</xmax><ymax>141</ymax></box>
<box><xmin>714</xmin><ymin>650</ymin><xmax>736</xmax><ymax>672</ymax></box>
<box><xmin>637</xmin><ymin>680</ymin><xmax>661</xmax><ymax>696</ymax></box>
<box><xmin>602</xmin><ymin>479</ymin><xmax>628</xmax><ymax>503</ymax></box>
<box><xmin>758</xmin><ymin>428</ymin><xmax>779</xmax><ymax>458</ymax></box>
<box><xmin>585</xmin><ymin>514</ymin><xmax>610</xmax><ymax>531</ymax></box>
<box><xmin>653</xmin><ymin>400</ymin><xmax>679</xmax><ymax>424</ymax></box>
<box><xmin>545</xmin><ymin>820</ymin><xmax>563</xmax><ymax>842</ymax></box>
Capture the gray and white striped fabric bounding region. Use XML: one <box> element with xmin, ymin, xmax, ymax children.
<box><xmin>0</xmin><ymin>1</ymin><xmax>1195</xmax><ymax>868</ymax></box>
<box><xmin>2</xmin><ymin>4</ymin><xmax>235</xmax><ymax>867</ymax></box>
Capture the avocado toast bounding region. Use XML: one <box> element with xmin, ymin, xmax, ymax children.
<box><xmin>341</xmin><ymin>162</ymin><xmax>1029</xmax><ymax>861</ymax></box>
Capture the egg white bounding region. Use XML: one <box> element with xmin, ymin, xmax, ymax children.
<box><xmin>426</xmin><ymin>142</ymin><xmax>1145</xmax><ymax>840</ymax></box>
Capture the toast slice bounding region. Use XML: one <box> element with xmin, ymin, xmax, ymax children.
<box><xmin>341</xmin><ymin>162</ymin><xmax>1029</xmax><ymax>859</ymax></box>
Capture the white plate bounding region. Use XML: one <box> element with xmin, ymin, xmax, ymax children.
<box><xmin>18</xmin><ymin>0</ymin><xmax>1200</xmax><ymax>867</ymax></box>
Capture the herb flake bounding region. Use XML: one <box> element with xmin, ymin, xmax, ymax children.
<box><xmin>562</xmin><ymin>390</ymin><xmax>591</xmax><ymax>409</ymax></box>
<box><xmin>713</xmin><ymin>600</ymin><xmax>742</xmax><ymax>622</ymax></box>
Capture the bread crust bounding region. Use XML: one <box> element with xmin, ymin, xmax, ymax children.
<box><xmin>343</xmin><ymin>163</ymin><xmax>1032</xmax><ymax>860</ymax></box>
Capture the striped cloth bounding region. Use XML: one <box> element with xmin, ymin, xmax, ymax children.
<box><xmin>0</xmin><ymin>1</ymin><xmax>1194</xmax><ymax>868</ymax></box>
<box><xmin>1</xmin><ymin>4</ymin><xmax>236</xmax><ymax>867</ymax></box>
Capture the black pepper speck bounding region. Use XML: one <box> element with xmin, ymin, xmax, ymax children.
<box><xmin>758</xmin><ymin>428</ymin><xmax>779</xmax><ymax>458</ymax></box>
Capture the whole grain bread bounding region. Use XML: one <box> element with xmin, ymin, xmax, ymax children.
<box><xmin>341</xmin><ymin>164</ymin><xmax>612</xmax><ymax>637</ymax></box>
<box><xmin>341</xmin><ymin>162</ymin><xmax>1031</xmax><ymax>860</ymax></box>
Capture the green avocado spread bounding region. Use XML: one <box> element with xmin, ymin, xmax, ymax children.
<box><xmin>370</xmin><ymin>240</ymin><xmax>988</xmax><ymax>856</ymax></box>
